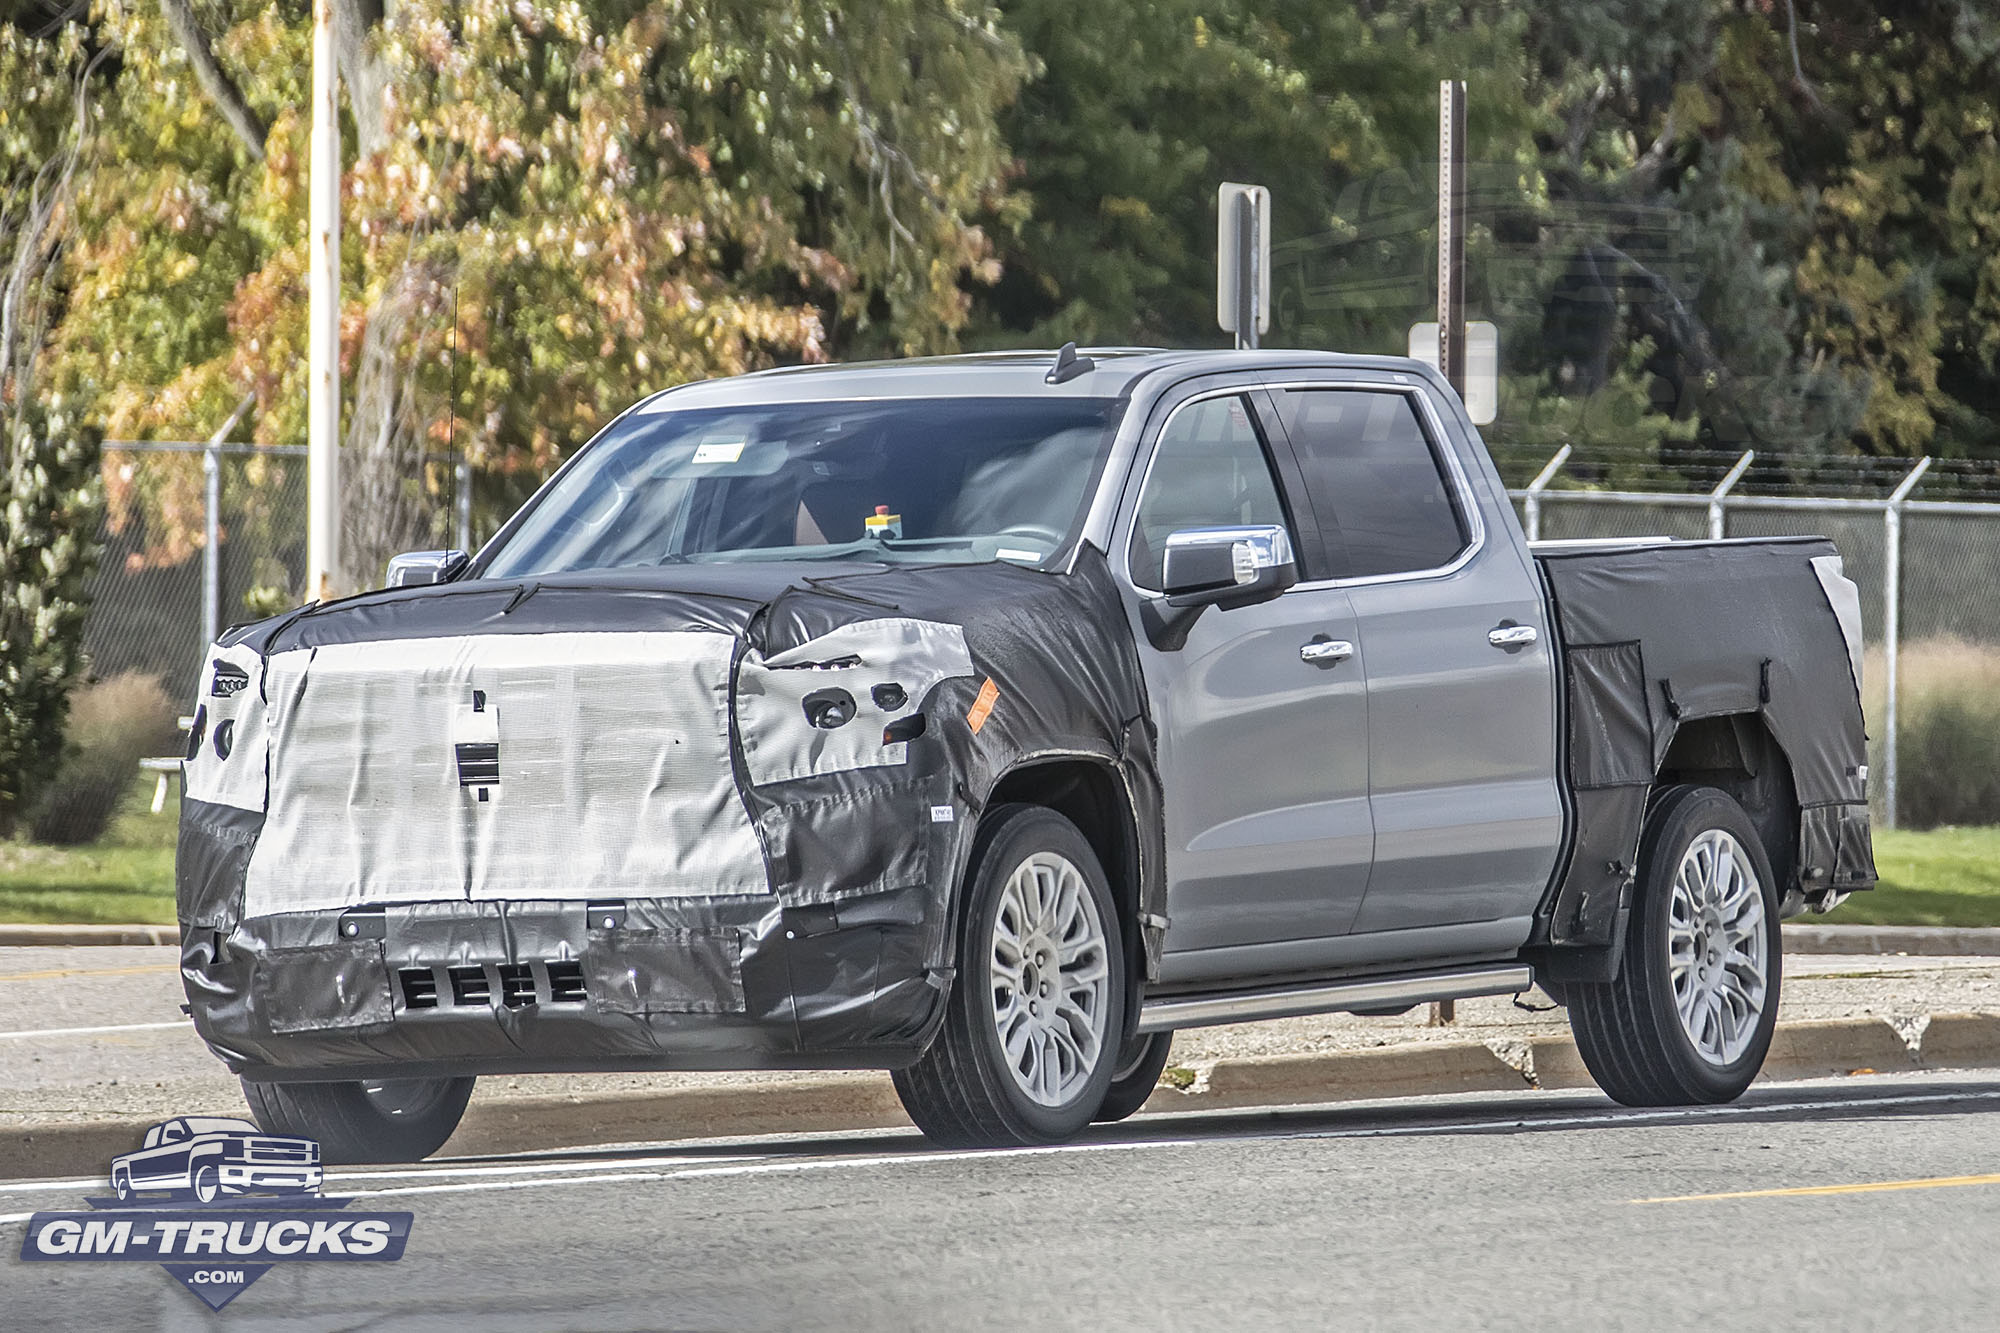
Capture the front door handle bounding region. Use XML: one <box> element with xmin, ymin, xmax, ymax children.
<box><xmin>1300</xmin><ymin>638</ymin><xmax>1355</xmax><ymax>666</ymax></box>
<box><xmin>1488</xmin><ymin>624</ymin><xmax>1539</xmax><ymax>649</ymax></box>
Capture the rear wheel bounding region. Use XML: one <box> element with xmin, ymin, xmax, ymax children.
<box><xmin>894</xmin><ymin>805</ymin><xmax>1125</xmax><ymax>1147</ymax></box>
<box><xmin>1094</xmin><ymin>1030</ymin><xmax>1175</xmax><ymax>1123</ymax></box>
<box><xmin>241</xmin><ymin>1075</ymin><xmax>475</xmax><ymax>1164</ymax></box>
<box><xmin>1569</xmin><ymin>786</ymin><xmax>1781</xmax><ymax>1106</ymax></box>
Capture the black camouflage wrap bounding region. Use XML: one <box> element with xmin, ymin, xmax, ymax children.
<box><xmin>177</xmin><ymin>551</ymin><xmax>1162</xmax><ymax>1080</ymax></box>
<box><xmin>1536</xmin><ymin>536</ymin><xmax>1877</xmax><ymax>949</ymax></box>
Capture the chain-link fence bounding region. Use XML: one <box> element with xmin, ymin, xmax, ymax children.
<box><xmin>82</xmin><ymin>437</ymin><xmax>1999</xmax><ymax>825</ymax></box>
<box><xmin>85</xmin><ymin>441</ymin><xmax>473</xmax><ymax>704</ymax></box>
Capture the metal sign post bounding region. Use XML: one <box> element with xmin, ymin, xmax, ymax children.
<box><xmin>306</xmin><ymin>0</ymin><xmax>342</xmax><ymax>603</ymax></box>
<box><xmin>1437</xmin><ymin>80</ymin><xmax>1467</xmax><ymax>399</ymax></box>
<box><xmin>1216</xmin><ymin>182</ymin><xmax>1271</xmax><ymax>349</ymax></box>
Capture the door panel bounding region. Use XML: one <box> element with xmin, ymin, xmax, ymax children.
<box><xmin>1262</xmin><ymin>385</ymin><xmax>1562</xmax><ymax>932</ymax></box>
<box><xmin>1116</xmin><ymin>387</ymin><xmax>1374</xmax><ymax>965</ymax></box>
<box><xmin>1342</xmin><ymin>564</ymin><xmax>1563</xmax><ymax>930</ymax></box>
<box><xmin>1139</xmin><ymin>587</ymin><xmax>1371</xmax><ymax>954</ymax></box>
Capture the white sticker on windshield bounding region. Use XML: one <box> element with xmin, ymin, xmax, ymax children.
<box><xmin>996</xmin><ymin>547</ymin><xmax>1041</xmax><ymax>563</ymax></box>
<box><xmin>692</xmin><ymin>440</ymin><xmax>746</xmax><ymax>464</ymax></box>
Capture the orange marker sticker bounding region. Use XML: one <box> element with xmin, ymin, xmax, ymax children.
<box><xmin>966</xmin><ymin>678</ymin><xmax>1000</xmax><ymax>734</ymax></box>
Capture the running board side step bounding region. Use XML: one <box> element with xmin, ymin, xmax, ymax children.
<box><xmin>1135</xmin><ymin>964</ymin><xmax>1534</xmax><ymax>1034</ymax></box>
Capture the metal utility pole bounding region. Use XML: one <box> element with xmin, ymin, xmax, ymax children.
<box><xmin>1436</xmin><ymin>79</ymin><xmax>1467</xmax><ymax>399</ymax></box>
<box><xmin>306</xmin><ymin>0</ymin><xmax>342</xmax><ymax>603</ymax></box>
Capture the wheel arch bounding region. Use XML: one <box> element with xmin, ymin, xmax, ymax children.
<box><xmin>1654</xmin><ymin>713</ymin><xmax>1800</xmax><ymax>907</ymax></box>
<box><xmin>981</xmin><ymin>757</ymin><xmax>1146</xmax><ymax>1034</ymax></box>
<box><xmin>1535</xmin><ymin>711</ymin><xmax>1804</xmax><ymax>983</ymax></box>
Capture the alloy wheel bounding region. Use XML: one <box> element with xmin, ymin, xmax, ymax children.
<box><xmin>1666</xmin><ymin>828</ymin><xmax>1770</xmax><ymax>1066</ymax></box>
<box><xmin>988</xmin><ymin>851</ymin><xmax>1113</xmax><ymax>1107</ymax></box>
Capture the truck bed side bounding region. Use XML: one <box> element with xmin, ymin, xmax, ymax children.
<box><xmin>1534</xmin><ymin>536</ymin><xmax>1876</xmax><ymax>955</ymax></box>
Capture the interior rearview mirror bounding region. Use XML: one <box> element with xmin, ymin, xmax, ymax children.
<box><xmin>385</xmin><ymin>549</ymin><xmax>470</xmax><ymax>589</ymax></box>
<box><xmin>1146</xmin><ymin>525</ymin><xmax>1298</xmax><ymax>650</ymax></box>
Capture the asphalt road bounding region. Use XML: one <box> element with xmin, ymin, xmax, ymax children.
<box><xmin>6</xmin><ymin>1070</ymin><xmax>2000</xmax><ymax>1330</ymax></box>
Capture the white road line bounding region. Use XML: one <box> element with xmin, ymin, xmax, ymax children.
<box><xmin>0</xmin><ymin>1152</ymin><xmax>767</xmax><ymax>1198</ymax></box>
<box><xmin>1281</xmin><ymin>1089</ymin><xmax>2000</xmax><ymax>1141</ymax></box>
<box><xmin>3</xmin><ymin>1084</ymin><xmax>1997</xmax><ymax>1219</ymax></box>
<box><xmin>0</xmin><ymin>1020</ymin><xmax>192</xmax><ymax>1041</ymax></box>
<box><xmin>353</xmin><ymin>1172</ymin><xmax>672</xmax><ymax>1199</ymax></box>
<box><xmin>0</xmin><ymin>1177</ymin><xmax>102</xmax><ymax>1195</ymax></box>
<box><xmin>327</xmin><ymin>1152</ymin><xmax>761</xmax><ymax>1185</ymax></box>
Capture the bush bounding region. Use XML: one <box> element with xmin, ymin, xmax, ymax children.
<box><xmin>1862</xmin><ymin>639</ymin><xmax>2000</xmax><ymax>830</ymax></box>
<box><xmin>26</xmin><ymin>672</ymin><xmax>180</xmax><ymax>846</ymax></box>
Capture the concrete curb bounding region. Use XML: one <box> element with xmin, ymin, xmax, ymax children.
<box><xmin>1782</xmin><ymin>924</ymin><xmax>2000</xmax><ymax>956</ymax></box>
<box><xmin>6</xmin><ymin>1012</ymin><xmax>2000</xmax><ymax>1181</ymax></box>
<box><xmin>13</xmin><ymin>921</ymin><xmax>2000</xmax><ymax>954</ymax></box>
<box><xmin>0</xmin><ymin>924</ymin><xmax>180</xmax><ymax>947</ymax></box>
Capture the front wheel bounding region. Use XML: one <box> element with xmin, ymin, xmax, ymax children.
<box><xmin>894</xmin><ymin>805</ymin><xmax>1126</xmax><ymax>1147</ymax></box>
<box><xmin>192</xmin><ymin>1163</ymin><xmax>220</xmax><ymax>1203</ymax></box>
<box><xmin>241</xmin><ymin>1075</ymin><xmax>475</xmax><ymax>1164</ymax></box>
<box><xmin>1569</xmin><ymin>786</ymin><xmax>1781</xmax><ymax>1106</ymax></box>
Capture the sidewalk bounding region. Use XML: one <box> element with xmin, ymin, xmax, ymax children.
<box><xmin>3</xmin><ymin>946</ymin><xmax>1998</xmax><ymax>1177</ymax></box>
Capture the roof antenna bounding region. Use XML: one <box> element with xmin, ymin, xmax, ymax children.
<box><xmin>1046</xmin><ymin>341</ymin><xmax>1096</xmax><ymax>385</ymax></box>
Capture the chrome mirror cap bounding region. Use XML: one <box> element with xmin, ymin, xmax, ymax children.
<box><xmin>385</xmin><ymin>549</ymin><xmax>470</xmax><ymax>589</ymax></box>
<box><xmin>1161</xmin><ymin>525</ymin><xmax>1297</xmax><ymax>602</ymax></box>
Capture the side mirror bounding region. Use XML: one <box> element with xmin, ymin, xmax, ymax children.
<box><xmin>1145</xmin><ymin>525</ymin><xmax>1298</xmax><ymax>651</ymax></box>
<box><xmin>385</xmin><ymin>549</ymin><xmax>469</xmax><ymax>588</ymax></box>
<box><xmin>1161</xmin><ymin>525</ymin><xmax>1298</xmax><ymax>608</ymax></box>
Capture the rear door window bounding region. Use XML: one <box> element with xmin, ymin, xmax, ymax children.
<box><xmin>1267</xmin><ymin>389</ymin><xmax>1468</xmax><ymax>578</ymax></box>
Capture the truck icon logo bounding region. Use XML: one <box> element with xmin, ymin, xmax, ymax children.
<box><xmin>108</xmin><ymin>1116</ymin><xmax>323</xmax><ymax>1204</ymax></box>
<box><xmin>21</xmin><ymin>1116</ymin><xmax>409</xmax><ymax>1311</ymax></box>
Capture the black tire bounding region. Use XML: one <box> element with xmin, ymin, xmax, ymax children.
<box><xmin>893</xmin><ymin>804</ymin><xmax>1126</xmax><ymax>1147</ymax></box>
<box><xmin>192</xmin><ymin>1163</ymin><xmax>220</xmax><ymax>1203</ymax></box>
<box><xmin>1569</xmin><ymin>785</ymin><xmax>1782</xmax><ymax>1106</ymax></box>
<box><xmin>241</xmin><ymin>1076</ymin><xmax>476</xmax><ymax>1164</ymax></box>
<box><xmin>1094</xmin><ymin>1030</ymin><xmax>1174</xmax><ymax>1123</ymax></box>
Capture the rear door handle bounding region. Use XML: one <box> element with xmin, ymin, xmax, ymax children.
<box><xmin>1488</xmin><ymin>624</ymin><xmax>1539</xmax><ymax>649</ymax></box>
<box><xmin>1300</xmin><ymin>638</ymin><xmax>1355</xmax><ymax>666</ymax></box>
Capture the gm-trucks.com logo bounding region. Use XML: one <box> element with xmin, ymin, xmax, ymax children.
<box><xmin>17</xmin><ymin>1116</ymin><xmax>412</xmax><ymax>1310</ymax></box>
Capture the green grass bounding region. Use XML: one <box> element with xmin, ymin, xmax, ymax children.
<box><xmin>1</xmin><ymin>778</ymin><xmax>1997</xmax><ymax>928</ymax></box>
<box><xmin>1821</xmin><ymin>825</ymin><xmax>2000</xmax><ymax>928</ymax></box>
<box><xmin>0</xmin><ymin>776</ymin><xmax>178</xmax><ymax>924</ymax></box>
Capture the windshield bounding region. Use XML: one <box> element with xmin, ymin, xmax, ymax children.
<box><xmin>480</xmin><ymin>395</ymin><xmax>1126</xmax><ymax>579</ymax></box>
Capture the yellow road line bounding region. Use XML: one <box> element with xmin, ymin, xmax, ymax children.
<box><xmin>0</xmin><ymin>963</ymin><xmax>176</xmax><ymax>983</ymax></box>
<box><xmin>1636</xmin><ymin>1173</ymin><xmax>2000</xmax><ymax>1204</ymax></box>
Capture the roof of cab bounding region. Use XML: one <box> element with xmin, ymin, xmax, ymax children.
<box><xmin>632</xmin><ymin>347</ymin><xmax>1438</xmax><ymax>412</ymax></box>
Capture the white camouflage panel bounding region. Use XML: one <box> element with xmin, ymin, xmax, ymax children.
<box><xmin>242</xmin><ymin>631</ymin><xmax>767</xmax><ymax>916</ymax></box>
<box><xmin>182</xmin><ymin>641</ymin><xmax>271</xmax><ymax>814</ymax></box>
<box><xmin>736</xmin><ymin>618</ymin><xmax>976</xmax><ymax>787</ymax></box>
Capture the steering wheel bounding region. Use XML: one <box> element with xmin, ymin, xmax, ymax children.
<box><xmin>994</xmin><ymin>523</ymin><xmax>1064</xmax><ymax>548</ymax></box>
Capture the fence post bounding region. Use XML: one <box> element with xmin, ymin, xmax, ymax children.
<box><xmin>198</xmin><ymin>396</ymin><xmax>254</xmax><ymax>652</ymax></box>
<box><xmin>1708</xmin><ymin>450</ymin><xmax>1755</xmax><ymax>541</ymax></box>
<box><xmin>1881</xmin><ymin>456</ymin><xmax>1933</xmax><ymax>829</ymax></box>
<box><xmin>455</xmin><ymin>458</ymin><xmax>473</xmax><ymax>554</ymax></box>
<box><xmin>1522</xmin><ymin>445</ymin><xmax>1571</xmax><ymax>542</ymax></box>
<box><xmin>202</xmin><ymin>443</ymin><xmax>220</xmax><ymax>650</ymax></box>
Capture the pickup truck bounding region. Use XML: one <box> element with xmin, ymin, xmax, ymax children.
<box><xmin>109</xmin><ymin>1116</ymin><xmax>322</xmax><ymax>1202</ymax></box>
<box><xmin>176</xmin><ymin>348</ymin><xmax>1875</xmax><ymax>1161</ymax></box>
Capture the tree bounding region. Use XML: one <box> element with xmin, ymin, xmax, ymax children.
<box><xmin>0</xmin><ymin>9</ymin><xmax>104</xmax><ymax>835</ymax></box>
<box><xmin>48</xmin><ymin>1</ymin><xmax>1029</xmax><ymax>589</ymax></box>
